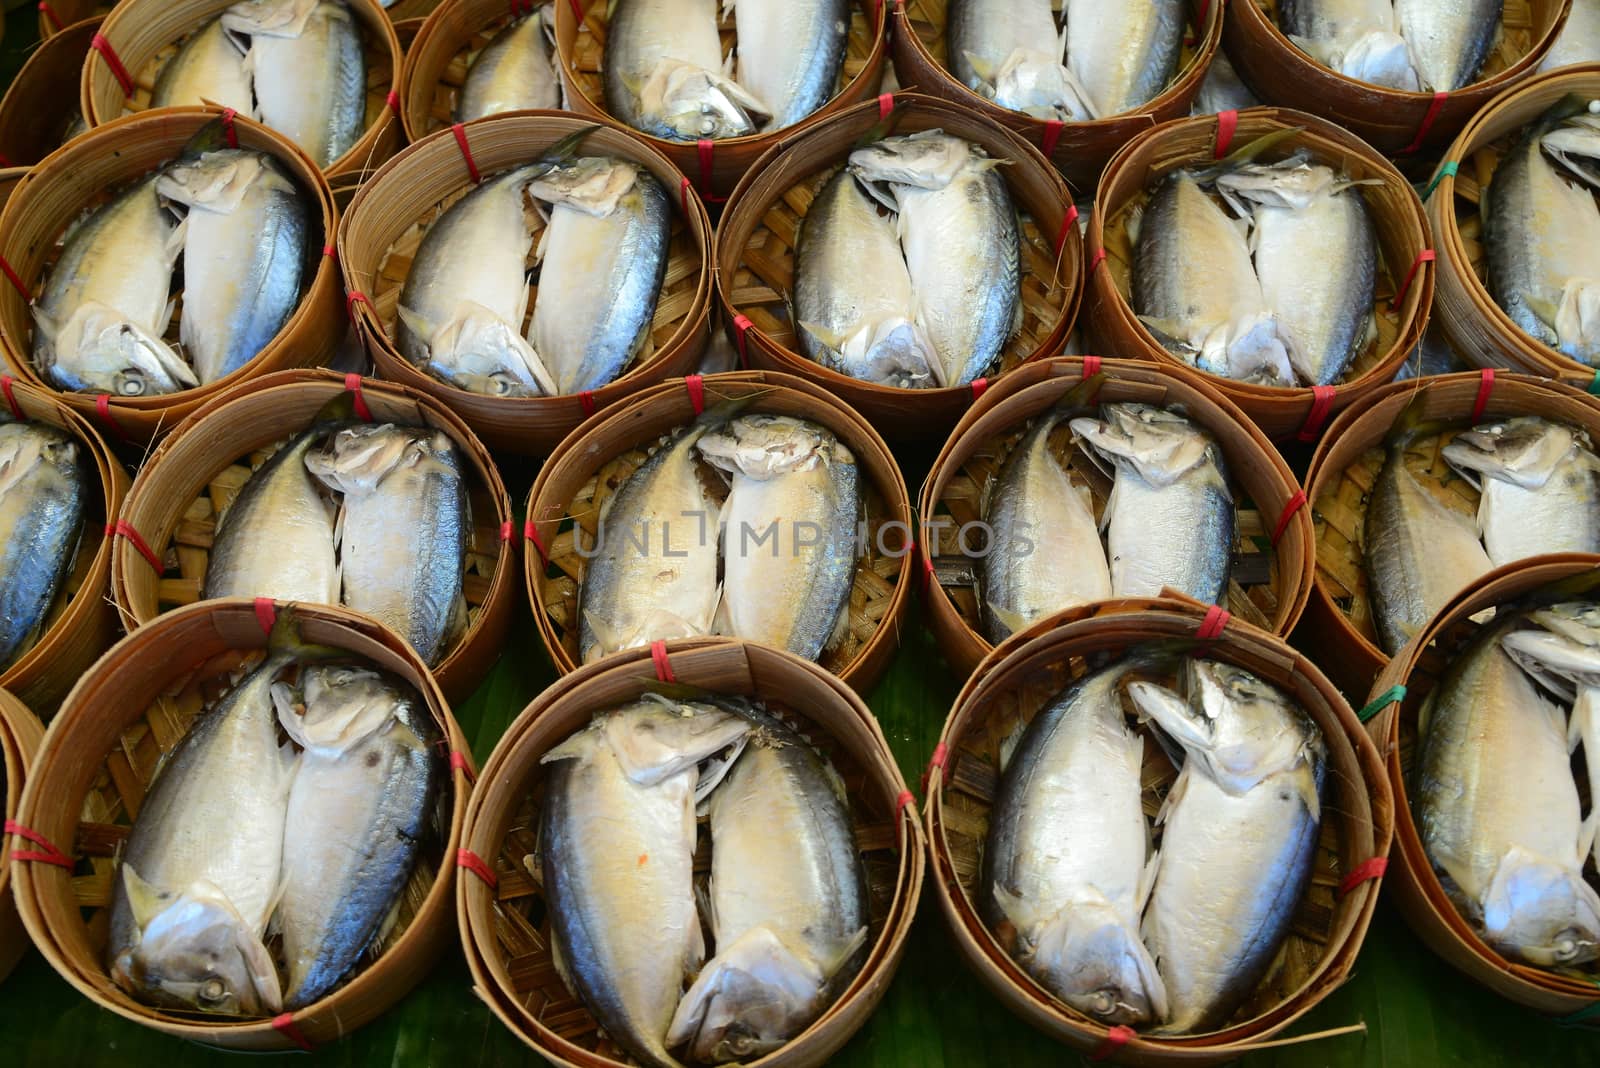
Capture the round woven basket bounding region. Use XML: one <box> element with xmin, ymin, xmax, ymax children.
<box><xmin>457</xmin><ymin>635</ymin><xmax>924</xmax><ymax>1068</ymax></box>
<box><xmin>402</xmin><ymin>0</ymin><xmax>564</xmax><ymax>142</ymax></box>
<box><xmin>340</xmin><ymin>111</ymin><xmax>713</xmax><ymax>454</ymax></box>
<box><xmin>890</xmin><ymin>0</ymin><xmax>1222</xmax><ymax>193</ymax></box>
<box><xmin>0</xmin><ymin>375</ymin><xmax>127</xmax><ymax>713</ymax></box>
<box><xmin>552</xmin><ymin>0</ymin><xmax>887</xmax><ymax>203</ymax></box>
<box><xmin>920</xmin><ymin>356</ymin><xmax>1315</xmax><ymax>680</ymax></box>
<box><xmin>0</xmin><ymin>17</ymin><xmax>98</xmax><ymax>167</ymax></box>
<box><xmin>38</xmin><ymin>0</ymin><xmax>105</xmax><ymax>38</ymax></box>
<box><xmin>1301</xmin><ymin>370</ymin><xmax>1600</xmax><ymax>699</ymax></box>
<box><xmin>1085</xmin><ymin>106</ymin><xmax>1432</xmax><ymax>443</ymax></box>
<box><xmin>525</xmin><ymin>370</ymin><xmax>911</xmax><ymax>693</ymax></box>
<box><xmin>926</xmin><ymin>598</ymin><xmax>1392</xmax><ymax>1065</ymax></box>
<box><xmin>81</xmin><ymin>0</ymin><xmax>403</xmax><ymax>181</ymax></box>
<box><xmin>716</xmin><ymin>92</ymin><xmax>1080</xmax><ymax>442</ymax></box>
<box><xmin>0</xmin><ymin>107</ymin><xmax>344</xmax><ymax>445</ymax></box>
<box><xmin>1428</xmin><ymin>64</ymin><xmax>1600</xmax><ymax>387</ymax></box>
<box><xmin>1225</xmin><ymin>0</ymin><xmax>1569</xmax><ymax>156</ymax></box>
<box><xmin>10</xmin><ymin>598</ymin><xmax>475</xmax><ymax>1049</ymax></box>
<box><xmin>387</xmin><ymin>0</ymin><xmax>442</xmax><ymax>19</ymax></box>
<box><xmin>0</xmin><ymin>688</ymin><xmax>46</xmax><ymax>983</ymax></box>
<box><xmin>1364</xmin><ymin>554</ymin><xmax>1600</xmax><ymax>1019</ymax></box>
<box><xmin>111</xmin><ymin>368</ymin><xmax>516</xmax><ymax>704</ymax></box>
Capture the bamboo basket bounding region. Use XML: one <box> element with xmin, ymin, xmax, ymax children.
<box><xmin>0</xmin><ymin>17</ymin><xmax>98</xmax><ymax>167</ymax></box>
<box><xmin>926</xmin><ymin>598</ymin><xmax>1392</xmax><ymax>1065</ymax></box>
<box><xmin>525</xmin><ymin>370</ymin><xmax>912</xmax><ymax>693</ymax></box>
<box><xmin>1428</xmin><ymin>64</ymin><xmax>1600</xmax><ymax>387</ymax></box>
<box><xmin>1303</xmin><ymin>371</ymin><xmax>1600</xmax><ymax>697</ymax></box>
<box><xmin>387</xmin><ymin>0</ymin><xmax>442</xmax><ymax>19</ymax></box>
<box><xmin>340</xmin><ymin>112</ymin><xmax>713</xmax><ymax>454</ymax></box>
<box><xmin>891</xmin><ymin>0</ymin><xmax>1222</xmax><ymax>193</ymax></box>
<box><xmin>110</xmin><ymin>368</ymin><xmax>516</xmax><ymax>704</ymax></box>
<box><xmin>402</xmin><ymin>0</ymin><xmax>564</xmax><ymax>142</ymax></box>
<box><xmin>552</xmin><ymin>0</ymin><xmax>887</xmax><ymax>202</ymax></box>
<box><xmin>0</xmin><ymin>376</ymin><xmax>127</xmax><ymax>713</ymax></box>
<box><xmin>82</xmin><ymin>0</ymin><xmax>403</xmax><ymax>182</ymax></box>
<box><xmin>38</xmin><ymin>0</ymin><xmax>108</xmax><ymax>38</ymax></box>
<box><xmin>457</xmin><ymin>636</ymin><xmax>924</xmax><ymax>1068</ymax></box>
<box><xmin>0</xmin><ymin>108</ymin><xmax>344</xmax><ymax>445</ymax></box>
<box><xmin>920</xmin><ymin>357</ymin><xmax>1315</xmax><ymax>680</ymax></box>
<box><xmin>9</xmin><ymin>598</ymin><xmax>475</xmax><ymax>1049</ymax></box>
<box><xmin>1086</xmin><ymin>107</ymin><xmax>1432</xmax><ymax>443</ymax></box>
<box><xmin>1365</xmin><ymin>555</ymin><xmax>1600</xmax><ymax>1019</ymax></box>
<box><xmin>1225</xmin><ymin>0</ymin><xmax>1569</xmax><ymax>156</ymax></box>
<box><xmin>716</xmin><ymin>93</ymin><xmax>1080</xmax><ymax>442</ymax></box>
<box><xmin>0</xmin><ymin>688</ymin><xmax>46</xmax><ymax>983</ymax></box>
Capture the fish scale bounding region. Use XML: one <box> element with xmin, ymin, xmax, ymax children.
<box><xmin>0</xmin><ymin>423</ymin><xmax>86</xmax><ymax>670</ymax></box>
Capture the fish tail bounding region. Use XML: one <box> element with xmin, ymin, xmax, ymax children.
<box><xmin>309</xmin><ymin>391</ymin><xmax>362</xmax><ymax>430</ymax></box>
<box><xmin>1194</xmin><ymin>127</ymin><xmax>1304</xmax><ymax>183</ymax></box>
<box><xmin>266</xmin><ymin>604</ymin><xmax>349</xmax><ymax>663</ymax></box>
<box><xmin>1051</xmin><ymin>369</ymin><xmax>1108</xmax><ymax>416</ymax></box>
<box><xmin>1383</xmin><ymin>384</ymin><xmax>1458</xmax><ymax>449</ymax></box>
<box><xmin>538</xmin><ymin>125</ymin><xmax>603</xmax><ymax>168</ymax></box>
<box><xmin>178</xmin><ymin>117</ymin><xmax>234</xmax><ymax>161</ymax></box>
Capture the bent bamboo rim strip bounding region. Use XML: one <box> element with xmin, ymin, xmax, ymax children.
<box><xmin>926</xmin><ymin>599</ymin><xmax>1392</xmax><ymax>1066</ymax></box>
<box><xmin>1365</xmin><ymin>555</ymin><xmax>1600</xmax><ymax>1017</ymax></box>
<box><xmin>10</xmin><ymin>598</ymin><xmax>475</xmax><ymax>1050</ymax></box>
<box><xmin>0</xmin><ymin>107</ymin><xmax>344</xmax><ymax>445</ymax></box>
<box><xmin>552</xmin><ymin>0</ymin><xmax>888</xmax><ymax>202</ymax></box>
<box><xmin>1301</xmin><ymin>371</ymin><xmax>1600</xmax><ymax>699</ymax></box>
<box><xmin>110</xmin><ymin>368</ymin><xmax>517</xmax><ymax>704</ymax></box>
<box><xmin>457</xmin><ymin>636</ymin><xmax>925</xmax><ymax>1068</ymax></box>
<box><xmin>891</xmin><ymin>0</ymin><xmax>1222</xmax><ymax>193</ymax></box>
<box><xmin>716</xmin><ymin>92</ymin><xmax>1081</xmax><ymax>442</ymax></box>
<box><xmin>0</xmin><ymin>16</ymin><xmax>99</xmax><ymax>168</ymax></box>
<box><xmin>0</xmin><ymin>688</ymin><xmax>46</xmax><ymax>984</ymax></box>
<box><xmin>386</xmin><ymin>0</ymin><xmax>443</xmax><ymax>19</ymax></box>
<box><xmin>340</xmin><ymin>111</ymin><xmax>713</xmax><ymax>455</ymax></box>
<box><xmin>525</xmin><ymin>370</ymin><xmax>912</xmax><ymax>694</ymax></box>
<box><xmin>919</xmin><ymin>356</ymin><xmax>1315</xmax><ymax>680</ymax></box>
<box><xmin>1087</xmin><ymin>106</ymin><xmax>1432</xmax><ymax>443</ymax></box>
<box><xmin>402</xmin><ymin>0</ymin><xmax>559</xmax><ymax>142</ymax></box>
<box><xmin>1226</xmin><ymin>0</ymin><xmax>1569</xmax><ymax>156</ymax></box>
<box><xmin>38</xmin><ymin>0</ymin><xmax>107</xmax><ymax>38</ymax></box>
<box><xmin>82</xmin><ymin>0</ymin><xmax>404</xmax><ymax>180</ymax></box>
<box><xmin>1428</xmin><ymin>64</ymin><xmax>1600</xmax><ymax>388</ymax></box>
<box><xmin>0</xmin><ymin>376</ymin><xmax>127</xmax><ymax>713</ymax></box>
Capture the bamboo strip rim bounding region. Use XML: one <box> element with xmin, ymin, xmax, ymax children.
<box><xmin>0</xmin><ymin>16</ymin><xmax>100</xmax><ymax>168</ymax></box>
<box><xmin>0</xmin><ymin>687</ymin><xmax>45</xmax><ymax>919</ymax></box>
<box><xmin>38</xmin><ymin>0</ymin><xmax>105</xmax><ymax>39</ymax></box>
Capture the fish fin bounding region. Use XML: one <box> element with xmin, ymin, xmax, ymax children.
<box><xmin>1154</xmin><ymin>762</ymin><xmax>1191</xmax><ymax>827</ymax></box>
<box><xmin>692</xmin><ymin>732</ymin><xmax>747</xmax><ymax>804</ymax></box>
<box><xmin>796</xmin><ymin>319</ymin><xmax>847</xmax><ymax>352</ymax></box>
<box><xmin>1292</xmin><ymin>765</ymin><xmax>1322</xmax><ymax>822</ymax></box>
<box><xmin>1135</xmin><ymin>315</ymin><xmax>1194</xmax><ymax>353</ymax></box>
<box><xmin>165</xmin><ymin>214</ymin><xmax>189</xmax><ymax>260</ymax></box>
<box><xmin>1135</xmin><ymin>848</ymin><xmax>1161</xmax><ymax>914</ymax></box>
<box><xmin>31</xmin><ymin>306</ymin><xmax>58</xmax><ymax>344</ymax></box>
<box><xmin>996</xmin><ymin>717</ymin><xmax>1027</xmax><ymax>774</ymax></box>
<box><xmin>962</xmin><ymin>50</ymin><xmax>997</xmax><ymax>86</ymax></box>
<box><xmin>396</xmin><ymin>304</ymin><xmax>435</xmax><ymax>346</ymax></box>
<box><xmin>1581</xmin><ymin>810</ymin><xmax>1599</xmax><ymax>866</ymax></box>
<box><xmin>120</xmin><ymin>864</ymin><xmax>172</xmax><ymax>934</ymax></box>
<box><xmin>824</xmin><ymin>925</ymin><xmax>870</xmax><ymax>980</ymax></box>
<box><xmin>985</xmin><ymin>601</ymin><xmax>1029</xmax><ymax>642</ymax></box>
<box><xmin>580</xmin><ymin>608</ymin><xmax>625</xmax><ymax>662</ymax></box>
<box><xmin>990</xmin><ymin>882</ymin><xmax>1036</xmax><ymax>934</ymax></box>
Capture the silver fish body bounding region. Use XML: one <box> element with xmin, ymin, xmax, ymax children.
<box><xmin>604</xmin><ymin>0</ymin><xmax>768</xmax><ymax>140</ymax></box>
<box><xmin>272</xmin><ymin>666</ymin><xmax>440</xmax><ymax>1009</ymax></box>
<box><xmin>949</xmin><ymin>0</ymin><xmax>1082</xmax><ymax>119</ymax></box>
<box><xmin>1279</xmin><ymin>0</ymin><xmax>1417</xmax><ymax>88</ymax></box>
<box><xmin>151</xmin><ymin>16</ymin><xmax>256</xmax><ymax>113</ymax></box>
<box><xmin>1442</xmin><ymin>417</ymin><xmax>1600</xmax><ymax>566</ymax></box>
<box><xmin>732</xmin><ymin>0</ymin><xmax>848</xmax><ymax>130</ymax></box>
<box><xmin>32</xmin><ymin>173</ymin><xmax>196</xmax><ymax>397</ymax></box>
<box><xmin>1394</xmin><ymin>0</ymin><xmax>1500</xmax><ymax>90</ymax></box>
<box><xmin>542</xmin><ymin>701</ymin><xmax>750</xmax><ymax>1068</ymax></box>
<box><xmin>1064</xmin><ymin>0</ymin><xmax>1186</xmax><ymax>117</ymax></box>
<box><xmin>306</xmin><ymin>424</ymin><xmax>468</xmax><ymax>666</ymax></box>
<box><xmin>156</xmin><ymin>149</ymin><xmax>309</xmax><ymax>384</ymax></box>
<box><xmin>1071</xmin><ymin>404</ymin><xmax>1232</xmax><ymax>605</ymax></box>
<box><xmin>697</xmin><ymin>415</ymin><xmax>858</xmax><ymax>662</ymax></box>
<box><xmin>982</xmin><ymin>660</ymin><xmax>1165</xmax><ymax>1025</ymax></box>
<box><xmin>528</xmin><ymin>158</ymin><xmax>670</xmax><ymax>394</ymax></box>
<box><xmin>1541</xmin><ymin>0</ymin><xmax>1600</xmax><ymax>69</ymax></box>
<box><xmin>1190</xmin><ymin>51</ymin><xmax>1261</xmax><ymax>114</ymax></box>
<box><xmin>0</xmin><ymin>424</ymin><xmax>85</xmax><ymax>670</ymax></box>
<box><xmin>667</xmin><ymin>706</ymin><xmax>867</xmax><ymax>1062</ymax></box>
<box><xmin>455</xmin><ymin>12</ymin><xmax>561</xmax><ymax>122</ymax></box>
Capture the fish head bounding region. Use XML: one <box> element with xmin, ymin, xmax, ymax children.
<box><xmin>304</xmin><ymin>424</ymin><xmax>416</xmax><ymax>496</ymax></box>
<box><xmin>0</xmin><ymin>425</ymin><xmax>77</xmax><ymax>494</ymax></box>
<box><xmin>638</xmin><ymin>61</ymin><xmax>766</xmax><ymax>140</ymax></box>
<box><xmin>1441</xmin><ymin>418</ymin><xmax>1579</xmax><ymax>489</ymax></box>
<box><xmin>1032</xmin><ymin>906</ymin><xmax>1165</xmax><ymax>1026</ymax></box>
<box><xmin>847</xmin><ymin>130</ymin><xmax>972</xmax><ymax>191</ymax></box>
<box><xmin>1483</xmin><ymin>848</ymin><xmax>1600</xmax><ymax>967</ymax></box>
<box><xmin>111</xmin><ymin>870</ymin><xmax>282</xmax><ymax>1015</ymax></box>
<box><xmin>525</xmin><ymin>157</ymin><xmax>639</xmax><ymax>218</ymax></box>
<box><xmin>273</xmin><ymin>666</ymin><xmax>415</xmax><ymax>756</ymax></box>
<box><xmin>1542</xmin><ymin>114</ymin><xmax>1600</xmax><ymax>190</ymax></box>
<box><xmin>1501</xmin><ymin>602</ymin><xmax>1600</xmax><ymax>697</ymax></box>
<box><xmin>1184</xmin><ymin>659</ymin><xmax>1319</xmax><ymax>786</ymax></box>
<box><xmin>43</xmin><ymin>304</ymin><xmax>198</xmax><ymax>397</ymax></box>
<box><xmin>404</xmin><ymin>305</ymin><xmax>554</xmax><ymax>397</ymax></box>
<box><xmin>599</xmin><ymin>696</ymin><xmax>750</xmax><ymax>787</ymax></box>
<box><xmin>219</xmin><ymin>0</ymin><xmax>320</xmax><ymax>37</ymax></box>
<box><xmin>157</xmin><ymin>150</ymin><xmax>278</xmax><ymax>215</ymax></box>
<box><xmin>697</xmin><ymin>415</ymin><xmax>844</xmax><ymax>479</ymax></box>
<box><xmin>665</xmin><ymin>926</ymin><xmax>827</xmax><ymax>1063</ymax></box>
<box><xmin>1071</xmin><ymin>403</ymin><xmax>1219</xmax><ymax>487</ymax></box>
<box><xmin>1213</xmin><ymin>155</ymin><xmax>1334</xmax><ymax>212</ymax></box>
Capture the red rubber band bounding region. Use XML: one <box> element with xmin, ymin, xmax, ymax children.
<box><xmin>450</xmin><ymin>123</ymin><xmax>482</xmax><ymax>184</ymax></box>
<box><xmin>38</xmin><ymin>2</ymin><xmax>62</xmax><ymax>32</ymax></box>
<box><xmin>499</xmin><ymin>520</ymin><xmax>515</xmax><ymax>544</ymax></box>
<box><xmin>345</xmin><ymin>289</ymin><xmax>372</xmax><ymax>323</ymax></box>
<box><xmin>1054</xmin><ymin>203</ymin><xmax>1079</xmax><ymax>256</ymax></box>
<box><xmin>0</xmin><ymin>375</ymin><xmax>22</xmax><ymax>422</ymax></box>
<box><xmin>0</xmin><ymin>254</ymin><xmax>30</xmax><ymax>300</ymax></box>
<box><xmin>919</xmin><ymin>548</ymin><xmax>934</xmax><ymax>593</ymax></box>
<box><xmin>678</xmin><ymin>176</ymin><xmax>693</xmax><ymax>218</ymax></box>
<box><xmin>920</xmin><ymin>741</ymin><xmax>949</xmax><ymax>793</ymax></box>
<box><xmin>322</xmin><ymin>243</ymin><xmax>336</xmax><ymax>260</ymax></box>
<box><xmin>1337</xmin><ymin>855</ymin><xmax>1388</xmax><ymax>898</ymax></box>
<box><xmin>1295</xmin><ymin>385</ymin><xmax>1336</xmax><ymax>444</ymax></box>
<box><xmin>219</xmin><ymin>108</ymin><xmax>239</xmax><ymax>149</ymax></box>
<box><xmin>1471</xmin><ymin>367</ymin><xmax>1495</xmax><ymax>423</ymax></box>
<box><xmin>567</xmin><ymin>0</ymin><xmax>585</xmax><ymax>23</ymax></box>
<box><xmin>651</xmin><ymin>640</ymin><xmax>676</xmax><ymax>682</ymax></box>
<box><xmin>91</xmin><ymin>33</ymin><xmax>134</xmax><ymax>97</ymax></box>
<box><xmin>1270</xmin><ymin>490</ymin><xmax>1306</xmax><ymax>547</ymax></box>
<box><xmin>523</xmin><ymin>519</ymin><xmax>550</xmax><ymax>566</ymax></box>
<box><xmin>1041</xmin><ymin>119</ymin><xmax>1064</xmax><ymax>159</ymax></box>
<box><xmin>1090</xmin><ymin>1025</ymin><xmax>1136</xmax><ymax>1061</ymax></box>
<box><xmin>456</xmin><ymin>847</ymin><xmax>498</xmax><ymax>888</ymax></box>
<box><xmin>1082</xmin><ymin>354</ymin><xmax>1102</xmax><ymax>379</ymax></box>
<box><xmin>344</xmin><ymin>373</ymin><xmax>373</xmax><ymax>421</ymax></box>
<box><xmin>450</xmin><ymin>749</ymin><xmax>477</xmax><ymax>784</ymax></box>
<box><xmin>1196</xmin><ymin>604</ymin><xmax>1230</xmax><ymax>640</ymax></box>
<box><xmin>1400</xmin><ymin>91</ymin><xmax>1449</xmax><ymax>155</ymax></box>
<box><xmin>970</xmin><ymin>377</ymin><xmax>988</xmax><ymax>401</ymax></box>
<box><xmin>732</xmin><ymin>313</ymin><xmax>753</xmax><ymax>368</ymax></box>
<box><xmin>253</xmin><ymin>597</ymin><xmax>276</xmax><ymax>635</ymax></box>
<box><xmin>1089</xmin><ymin>247</ymin><xmax>1107</xmax><ymax>273</ymax></box>
<box><xmin>1392</xmin><ymin>248</ymin><xmax>1435</xmax><ymax>309</ymax></box>
<box><xmin>695</xmin><ymin>140</ymin><xmax>726</xmax><ymax>204</ymax></box>
<box><xmin>94</xmin><ymin>394</ymin><xmax>129</xmax><ymax>442</ymax></box>
<box><xmin>1213</xmin><ymin>109</ymin><xmax>1238</xmax><ymax>159</ymax></box>
<box><xmin>578</xmin><ymin>391</ymin><xmax>597</xmax><ymax>417</ymax></box>
<box><xmin>271</xmin><ymin>1013</ymin><xmax>315</xmax><ymax>1053</ymax></box>
<box><xmin>4</xmin><ymin>819</ymin><xmax>71</xmax><ymax>869</ymax></box>
<box><xmin>115</xmin><ymin>520</ymin><xmax>164</xmax><ymax>573</ymax></box>
<box><xmin>385</xmin><ymin>89</ymin><xmax>400</xmax><ymax>114</ymax></box>
<box><xmin>684</xmin><ymin>374</ymin><xmax>705</xmax><ymax>414</ymax></box>
<box><xmin>895</xmin><ymin>789</ymin><xmax>914</xmax><ymax>813</ymax></box>
<box><xmin>877</xmin><ymin>92</ymin><xmax>894</xmax><ymax>120</ymax></box>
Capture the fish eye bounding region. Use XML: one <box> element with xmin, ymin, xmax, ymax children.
<box><xmin>489</xmin><ymin>375</ymin><xmax>515</xmax><ymax>397</ymax></box>
<box><xmin>198</xmin><ymin>977</ymin><xmax>227</xmax><ymax>1005</ymax></box>
<box><xmin>117</xmin><ymin>371</ymin><xmax>147</xmax><ymax>397</ymax></box>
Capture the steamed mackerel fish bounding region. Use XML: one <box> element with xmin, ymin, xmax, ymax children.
<box><xmin>1278</xmin><ymin>0</ymin><xmax>1418</xmax><ymax>89</ymax></box>
<box><xmin>306</xmin><ymin>425</ymin><xmax>469</xmax><ymax>666</ymax></box>
<box><xmin>1442</xmin><ymin>417</ymin><xmax>1600</xmax><ymax>566</ymax></box>
<box><xmin>271</xmin><ymin>667</ymin><xmax>440</xmax><ymax>1009</ymax></box>
<box><xmin>542</xmin><ymin>700</ymin><xmax>750</xmax><ymax>1068</ymax></box>
<box><xmin>1393</xmin><ymin>0</ymin><xmax>1500</xmax><ymax>91</ymax></box>
<box><xmin>793</xmin><ymin>168</ymin><xmax>935</xmax><ymax>386</ymax></box>
<box><xmin>1071</xmin><ymin>404</ymin><xmax>1232</xmax><ymax>606</ymax></box>
<box><xmin>668</xmin><ymin>705</ymin><xmax>867</xmax><ymax>1062</ymax></box>
<box><xmin>1064</xmin><ymin>0</ymin><xmax>1185</xmax><ymax>118</ymax></box>
<box><xmin>697</xmin><ymin>416</ymin><xmax>858</xmax><ymax>662</ymax></box>
<box><xmin>848</xmin><ymin>131</ymin><xmax>1020</xmax><ymax>388</ymax></box>
<box><xmin>1130</xmin><ymin>660</ymin><xmax>1325</xmax><ymax>1034</ymax></box>
<box><xmin>981</xmin><ymin>406</ymin><xmax>1110</xmax><ymax>643</ymax></box>
<box><xmin>604</xmin><ymin>0</ymin><xmax>768</xmax><ymax>141</ymax></box>
<box><xmin>948</xmin><ymin>0</ymin><xmax>1080</xmax><ymax>120</ymax></box>
<box><xmin>732</xmin><ymin>0</ymin><xmax>848</xmax><ymax>131</ymax></box>
<box><xmin>1190</xmin><ymin>52</ymin><xmax>1260</xmax><ymax>115</ymax></box>
<box><xmin>151</xmin><ymin>16</ymin><xmax>255</xmax><ymax>113</ymax></box>
<box><xmin>157</xmin><ymin>149</ymin><xmax>309</xmax><ymax>384</ymax></box>
<box><xmin>1541</xmin><ymin>0</ymin><xmax>1600</xmax><ymax>69</ymax></box>
<box><xmin>0</xmin><ymin>424</ymin><xmax>86</xmax><ymax>670</ymax></box>
<box><xmin>456</xmin><ymin>11</ymin><xmax>561</xmax><ymax>123</ymax></box>
<box><xmin>983</xmin><ymin>659</ymin><xmax>1165</xmax><ymax>1026</ymax></box>
<box><xmin>1417</xmin><ymin>613</ymin><xmax>1600</xmax><ymax>967</ymax></box>
<box><xmin>32</xmin><ymin>173</ymin><xmax>196</xmax><ymax>397</ymax></box>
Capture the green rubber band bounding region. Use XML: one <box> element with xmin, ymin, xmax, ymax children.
<box><xmin>1420</xmin><ymin>160</ymin><xmax>1458</xmax><ymax>202</ymax></box>
<box><xmin>1589</xmin><ymin>369</ymin><xmax>1600</xmax><ymax>396</ymax></box>
<box><xmin>1357</xmin><ymin>684</ymin><xmax>1406</xmax><ymax>723</ymax></box>
<box><xmin>1560</xmin><ymin>998</ymin><xmax>1600</xmax><ymax>1027</ymax></box>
